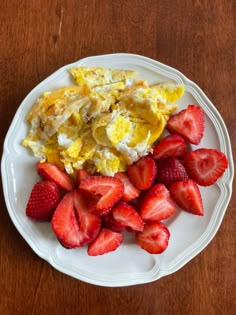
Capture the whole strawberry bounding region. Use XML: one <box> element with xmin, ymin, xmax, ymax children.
<box><xmin>155</xmin><ymin>157</ymin><xmax>189</xmax><ymax>187</ymax></box>
<box><xmin>26</xmin><ymin>180</ymin><xmax>61</xmax><ymax>221</ymax></box>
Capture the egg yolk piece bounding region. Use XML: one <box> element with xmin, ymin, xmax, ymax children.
<box><xmin>106</xmin><ymin>114</ymin><xmax>132</xmax><ymax>147</ymax></box>
<box><xmin>152</xmin><ymin>83</ymin><xmax>185</xmax><ymax>103</ymax></box>
<box><xmin>92</xmin><ymin>149</ymin><xmax>126</xmax><ymax>176</ymax></box>
<box><xmin>92</xmin><ymin>113</ymin><xmax>113</xmax><ymax>147</ymax></box>
<box><xmin>128</xmin><ymin>115</ymin><xmax>165</xmax><ymax>147</ymax></box>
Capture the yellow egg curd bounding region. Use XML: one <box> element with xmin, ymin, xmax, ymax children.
<box><xmin>22</xmin><ymin>67</ymin><xmax>184</xmax><ymax>176</ymax></box>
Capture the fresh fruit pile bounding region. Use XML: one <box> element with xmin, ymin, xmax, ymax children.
<box><xmin>25</xmin><ymin>105</ymin><xmax>228</xmax><ymax>256</ymax></box>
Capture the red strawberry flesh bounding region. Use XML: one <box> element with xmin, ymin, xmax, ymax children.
<box><xmin>127</xmin><ymin>156</ymin><xmax>157</xmax><ymax>190</ymax></box>
<box><xmin>73</xmin><ymin>190</ymin><xmax>101</xmax><ymax>244</ymax></box>
<box><xmin>114</xmin><ymin>172</ymin><xmax>140</xmax><ymax>201</ymax></box>
<box><xmin>136</xmin><ymin>222</ymin><xmax>170</xmax><ymax>254</ymax></box>
<box><xmin>102</xmin><ymin>211</ymin><xmax>127</xmax><ymax>233</ymax></box>
<box><xmin>37</xmin><ymin>162</ymin><xmax>74</xmax><ymax>191</ymax></box>
<box><xmin>76</xmin><ymin>169</ymin><xmax>91</xmax><ymax>186</ymax></box>
<box><xmin>79</xmin><ymin>176</ymin><xmax>124</xmax><ymax>215</ymax></box>
<box><xmin>112</xmin><ymin>201</ymin><xmax>144</xmax><ymax>232</ymax></box>
<box><xmin>166</xmin><ymin>105</ymin><xmax>204</xmax><ymax>145</ymax></box>
<box><xmin>87</xmin><ymin>228</ymin><xmax>123</xmax><ymax>256</ymax></box>
<box><xmin>184</xmin><ymin>148</ymin><xmax>228</xmax><ymax>186</ymax></box>
<box><xmin>169</xmin><ymin>179</ymin><xmax>204</xmax><ymax>216</ymax></box>
<box><xmin>51</xmin><ymin>192</ymin><xmax>84</xmax><ymax>248</ymax></box>
<box><xmin>140</xmin><ymin>184</ymin><xmax>176</xmax><ymax>222</ymax></box>
<box><xmin>153</xmin><ymin>134</ymin><xmax>187</xmax><ymax>160</ymax></box>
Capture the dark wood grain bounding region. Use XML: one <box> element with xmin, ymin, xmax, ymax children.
<box><xmin>0</xmin><ymin>1</ymin><xmax>235</xmax><ymax>314</ymax></box>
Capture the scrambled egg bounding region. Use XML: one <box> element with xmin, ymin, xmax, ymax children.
<box><xmin>22</xmin><ymin>67</ymin><xmax>184</xmax><ymax>176</ymax></box>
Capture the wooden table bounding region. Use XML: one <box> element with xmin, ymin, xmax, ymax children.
<box><xmin>1</xmin><ymin>1</ymin><xmax>235</xmax><ymax>314</ymax></box>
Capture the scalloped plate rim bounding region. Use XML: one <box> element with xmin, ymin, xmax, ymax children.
<box><xmin>1</xmin><ymin>53</ymin><xmax>234</xmax><ymax>287</ymax></box>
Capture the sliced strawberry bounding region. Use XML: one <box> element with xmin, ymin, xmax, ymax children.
<box><xmin>112</xmin><ymin>201</ymin><xmax>144</xmax><ymax>232</ymax></box>
<box><xmin>79</xmin><ymin>176</ymin><xmax>124</xmax><ymax>216</ymax></box>
<box><xmin>184</xmin><ymin>148</ymin><xmax>228</xmax><ymax>186</ymax></box>
<box><xmin>102</xmin><ymin>212</ymin><xmax>127</xmax><ymax>233</ymax></box>
<box><xmin>87</xmin><ymin>228</ymin><xmax>123</xmax><ymax>256</ymax></box>
<box><xmin>166</xmin><ymin>105</ymin><xmax>204</xmax><ymax>145</ymax></box>
<box><xmin>136</xmin><ymin>222</ymin><xmax>170</xmax><ymax>254</ymax></box>
<box><xmin>127</xmin><ymin>156</ymin><xmax>157</xmax><ymax>190</ymax></box>
<box><xmin>155</xmin><ymin>157</ymin><xmax>189</xmax><ymax>187</ymax></box>
<box><xmin>76</xmin><ymin>169</ymin><xmax>91</xmax><ymax>186</ymax></box>
<box><xmin>128</xmin><ymin>198</ymin><xmax>140</xmax><ymax>211</ymax></box>
<box><xmin>152</xmin><ymin>134</ymin><xmax>187</xmax><ymax>160</ymax></box>
<box><xmin>169</xmin><ymin>179</ymin><xmax>204</xmax><ymax>215</ymax></box>
<box><xmin>114</xmin><ymin>172</ymin><xmax>140</xmax><ymax>201</ymax></box>
<box><xmin>139</xmin><ymin>184</ymin><xmax>176</xmax><ymax>222</ymax></box>
<box><xmin>51</xmin><ymin>192</ymin><xmax>84</xmax><ymax>248</ymax></box>
<box><xmin>73</xmin><ymin>190</ymin><xmax>101</xmax><ymax>243</ymax></box>
<box><xmin>52</xmin><ymin>191</ymin><xmax>101</xmax><ymax>249</ymax></box>
<box><xmin>37</xmin><ymin>162</ymin><xmax>74</xmax><ymax>191</ymax></box>
<box><xmin>26</xmin><ymin>180</ymin><xmax>61</xmax><ymax>221</ymax></box>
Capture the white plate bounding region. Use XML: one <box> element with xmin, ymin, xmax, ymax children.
<box><xmin>1</xmin><ymin>53</ymin><xmax>234</xmax><ymax>287</ymax></box>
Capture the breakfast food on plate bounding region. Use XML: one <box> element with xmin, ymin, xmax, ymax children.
<box><xmin>183</xmin><ymin>148</ymin><xmax>229</xmax><ymax>186</ymax></box>
<box><xmin>87</xmin><ymin>228</ymin><xmax>123</xmax><ymax>256</ymax></box>
<box><xmin>166</xmin><ymin>105</ymin><xmax>204</xmax><ymax>145</ymax></box>
<box><xmin>114</xmin><ymin>172</ymin><xmax>140</xmax><ymax>202</ymax></box>
<box><xmin>23</xmin><ymin>66</ymin><xmax>229</xmax><ymax>256</ymax></box>
<box><xmin>51</xmin><ymin>190</ymin><xmax>102</xmax><ymax>248</ymax></box>
<box><xmin>36</xmin><ymin>161</ymin><xmax>74</xmax><ymax>191</ymax></box>
<box><xmin>152</xmin><ymin>133</ymin><xmax>187</xmax><ymax>159</ymax></box>
<box><xmin>169</xmin><ymin>180</ymin><xmax>204</xmax><ymax>216</ymax></box>
<box><xmin>26</xmin><ymin>180</ymin><xmax>61</xmax><ymax>221</ymax></box>
<box><xmin>135</xmin><ymin>222</ymin><xmax>170</xmax><ymax>254</ymax></box>
<box><xmin>155</xmin><ymin>157</ymin><xmax>189</xmax><ymax>187</ymax></box>
<box><xmin>112</xmin><ymin>201</ymin><xmax>144</xmax><ymax>232</ymax></box>
<box><xmin>22</xmin><ymin>66</ymin><xmax>184</xmax><ymax>176</ymax></box>
<box><xmin>127</xmin><ymin>156</ymin><xmax>157</xmax><ymax>190</ymax></box>
<box><xmin>139</xmin><ymin>184</ymin><xmax>176</xmax><ymax>222</ymax></box>
<box><xmin>69</xmin><ymin>67</ymin><xmax>137</xmax><ymax>88</ymax></box>
<box><xmin>79</xmin><ymin>175</ymin><xmax>124</xmax><ymax>216</ymax></box>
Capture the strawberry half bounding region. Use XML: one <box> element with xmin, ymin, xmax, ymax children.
<box><xmin>51</xmin><ymin>190</ymin><xmax>101</xmax><ymax>248</ymax></box>
<box><xmin>87</xmin><ymin>228</ymin><xmax>123</xmax><ymax>256</ymax></box>
<box><xmin>155</xmin><ymin>157</ymin><xmax>189</xmax><ymax>187</ymax></box>
<box><xmin>114</xmin><ymin>172</ymin><xmax>140</xmax><ymax>201</ymax></box>
<box><xmin>76</xmin><ymin>169</ymin><xmax>91</xmax><ymax>186</ymax></box>
<box><xmin>112</xmin><ymin>201</ymin><xmax>144</xmax><ymax>232</ymax></box>
<box><xmin>127</xmin><ymin>156</ymin><xmax>157</xmax><ymax>190</ymax></box>
<box><xmin>79</xmin><ymin>176</ymin><xmax>124</xmax><ymax>216</ymax></box>
<box><xmin>136</xmin><ymin>222</ymin><xmax>170</xmax><ymax>254</ymax></box>
<box><xmin>166</xmin><ymin>105</ymin><xmax>204</xmax><ymax>145</ymax></box>
<box><xmin>73</xmin><ymin>190</ymin><xmax>101</xmax><ymax>243</ymax></box>
<box><xmin>152</xmin><ymin>134</ymin><xmax>187</xmax><ymax>160</ymax></box>
<box><xmin>51</xmin><ymin>192</ymin><xmax>83</xmax><ymax>248</ymax></box>
<box><xmin>139</xmin><ymin>184</ymin><xmax>176</xmax><ymax>222</ymax></box>
<box><xmin>102</xmin><ymin>211</ymin><xmax>127</xmax><ymax>233</ymax></box>
<box><xmin>169</xmin><ymin>179</ymin><xmax>204</xmax><ymax>216</ymax></box>
<box><xmin>37</xmin><ymin>162</ymin><xmax>74</xmax><ymax>191</ymax></box>
<box><xmin>184</xmin><ymin>148</ymin><xmax>228</xmax><ymax>186</ymax></box>
<box><xmin>26</xmin><ymin>180</ymin><xmax>61</xmax><ymax>221</ymax></box>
